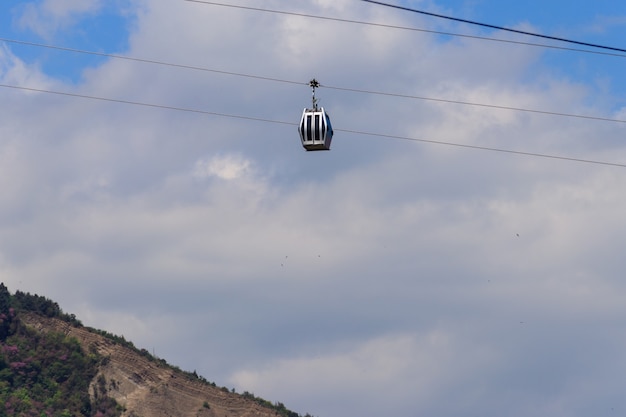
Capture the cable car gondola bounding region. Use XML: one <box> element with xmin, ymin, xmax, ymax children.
<box><xmin>298</xmin><ymin>79</ymin><xmax>334</xmax><ymax>151</ymax></box>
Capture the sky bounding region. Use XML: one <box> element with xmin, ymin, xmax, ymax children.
<box><xmin>2</xmin><ymin>0</ymin><xmax>626</xmax><ymax>416</ymax></box>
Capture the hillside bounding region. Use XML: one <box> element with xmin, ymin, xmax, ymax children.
<box><xmin>0</xmin><ymin>284</ymin><xmax>310</xmax><ymax>417</ymax></box>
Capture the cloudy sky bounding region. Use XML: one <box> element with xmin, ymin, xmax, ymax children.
<box><xmin>2</xmin><ymin>0</ymin><xmax>626</xmax><ymax>415</ymax></box>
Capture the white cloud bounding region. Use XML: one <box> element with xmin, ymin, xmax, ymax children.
<box><xmin>586</xmin><ymin>15</ymin><xmax>626</xmax><ymax>35</ymax></box>
<box><xmin>194</xmin><ymin>154</ymin><xmax>252</xmax><ymax>181</ymax></box>
<box><xmin>15</xmin><ymin>0</ymin><xmax>103</xmax><ymax>38</ymax></box>
<box><xmin>2</xmin><ymin>1</ymin><xmax>626</xmax><ymax>416</ymax></box>
<box><xmin>0</xmin><ymin>43</ymin><xmax>50</xmax><ymax>87</ymax></box>
<box><xmin>229</xmin><ymin>330</ymin><xmax>504</xmax><ymax>416</ymax></box>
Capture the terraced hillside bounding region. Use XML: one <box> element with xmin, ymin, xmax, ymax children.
<box><xmin>18</xmin><ymin>311</ymin><xmax>303</xmax><ymax>417</ymax></box>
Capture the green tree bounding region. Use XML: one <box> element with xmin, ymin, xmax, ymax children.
<box><xmin>0</xmin><ymin>283</ymin><xmax>11</xmax><ymax>340</ymax></box>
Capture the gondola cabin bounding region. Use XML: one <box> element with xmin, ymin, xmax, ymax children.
<box><xmin>298</xmin><ymin>79</ymin><xmax>334</xmax><ymax>151</ymax></box>
<box><xmin>298</xmin><ymin>107</ymin><xmax>333</xmax><ymax>151</ymax></box>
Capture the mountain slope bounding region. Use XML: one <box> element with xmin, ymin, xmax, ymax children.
<box><xmin>22</xmin><ymin>312</ymin><xmax>289</xmax><ymax>417</ymax></box>
<box><xmin>1</xmin><ymin>285</ymin><xmax>309</xmax><ymax>417</ymax></box>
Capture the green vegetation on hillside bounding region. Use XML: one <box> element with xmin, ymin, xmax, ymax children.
<box><xmin>0</xmin><ymin>283</ymin><xmax>121</xmax><ymax>417</ymax></box>
<box><xmin>0</xmin><ymin>283</ymin><xmax>315</xmax><ymax>417</ymax></box>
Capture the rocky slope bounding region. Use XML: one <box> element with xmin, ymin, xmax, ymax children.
<box><xmin>20</xmin><ymin>312</ymin><xmax>297</xmax><ymax>417</ymax></box>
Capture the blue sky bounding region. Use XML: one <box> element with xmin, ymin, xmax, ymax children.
<box><xmin>1</xmin><ymin>0</ymin><xmax>131</xmax><ymax>82</ymax></box>
<box><xmin>2</xmin><ymin>1</ymin><xmax>626</xmax><ymax>417</ymax></box>
<box><xmin>3</xmin><ymin>0</ymin><xmax>626</xmax><ymax>89</ymax></box>
<box><xmin>398</xmin><ymin>0</ymin><xmax>626</xmax><ymax>107</ymax></box>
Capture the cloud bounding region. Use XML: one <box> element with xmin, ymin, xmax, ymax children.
<box><xmin>585</xmin><ymin>15</ymin><xmax>626</xmax><ymax>35</ymax></box>
<box><xmin>2</xmin><ymin>1</ymin><xmax>626</xmax><ymax>416</ymax></box>
<box><xmin>0</xmin><ymin>43</ymin><xmax>50</xmax><ymax>86</ymax></box>
<box><xmin>194</xmin><ymin>154</ymin><xmax>253</xmax><ymax>181</ymax></box>
<box><xmin>229</xmin><ymin>331</ymin><xmax>471</xmax><ymax>416</ymax></box>
<box><xmin>15</xmin><ymin>0</ymin><xmax>103</xmax><ymax>39</ymax></box>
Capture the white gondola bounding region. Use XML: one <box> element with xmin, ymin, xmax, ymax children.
<box><xmin>298</xmin><ymin>79</ymin><xmax>334</xmax><ymax>151</ymax></box>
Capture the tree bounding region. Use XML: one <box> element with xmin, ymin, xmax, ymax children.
<box><xmin>0</xmin><ymin>283</ymin><xmax>12</xmax><ymax>340</ymax></box>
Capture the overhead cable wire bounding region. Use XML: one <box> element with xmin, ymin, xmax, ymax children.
<box><xmin>180</xmin><ymin>0</ymin><xmax>626</xmax><ymax>58</ymax></box>
<box><xmin>1</xmin><ymin>82</ymin><xmax>625</xmax><ymax>169</ymax></box>
<box><xmin>360</xmin><ymin>0</ymin><xmax>626</xmax><ymax>53</ymax></box>
<box><xmin>0</xmin><ymin>83</ymin><xmax>294</xmax><ymax>126</ymax></box>
<box><xmin>336</xmin><ymin>127</ymin><xmax>626</xmax><ymax>168</ymax></box>
<box><xmin>0</xmin><ymin>37</ymin><xmax>304</xmax><ymax>87</ymax></box>
<box><xmin>322</xmin><ymin>84</ymin><xmax>626</xmax><ymax>124</ymax></box>
<box><xmin>2</xmin><ymin>37</ymin><xmax>625</xmax><ymax>125</ymax></box>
